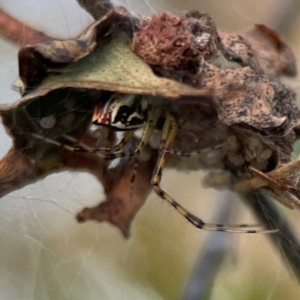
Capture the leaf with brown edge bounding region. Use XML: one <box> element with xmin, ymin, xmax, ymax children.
<box><xmin>17</xmin><ymin>6</ymin><xmax>210</xmax><ymax>100</ymax></box>
<box><xmin>18</xmin><ymin>6</ymin><xmax>130</xmax><ymax>90</ymax></box>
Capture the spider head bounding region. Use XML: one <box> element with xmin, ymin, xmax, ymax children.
<box><xmin>93</xmin><ymin>93</ymin><xmax>148</xmax><ymax>131</ymax></box>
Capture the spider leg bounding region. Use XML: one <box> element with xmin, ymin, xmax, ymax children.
<box><xmin>62</xmin><ymin>130</ymin><xmax>134</xmax><ymax>154</ymax></box>
<box><xmin>29</xmin><ymin>133</ymin><xmax>106</xmax><ymax>155</ymax></box>
<box><xmin>151</xmin><ymin>114</ymin><xmax>278</xmax><ymax>234</ymax></box>
<box><xmin>104</xmin><ymin>131</ymin><xmax>134</xmax><ymax>153</ymax></box>
<box><xmin>129</xmin><ymin>106</ymin><xmax>161</xmax><ymax>185</ymax></box>
<box><xmin>60</xmin><ymin>134</ymin><xmax>105</xmax><ymax>159</ymax></box>
<box><xmin>30</xmin><ymin>132</ymin><xmax>121</xmax><ymax>161</ymax></box>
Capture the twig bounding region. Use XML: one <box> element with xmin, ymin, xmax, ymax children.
<box><xmin>233</xmin><ymin>157</ymin><xmax>300</xmax><ymax>193</ymax></box>
<box><xmin>244</xmin><ymin>191</ymin><xmax>300</xmax><ymax>283</ymax></box>
<box><xmin>76</xmin><ymin>0</ymin><xmax>114</xmax><ymax>20</ymax></box>
<box><xmin>182</xmin><ymin>193</ymin><xmax>234</xmax><ymax>300</ymax></box>
<box><xmin>0</xmin><ymin>8</ymin><xmax>53</xmax><ymax>46</ymax></box>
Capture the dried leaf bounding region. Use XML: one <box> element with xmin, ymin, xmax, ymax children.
<box><xmin>242</xmin><ymin>24</ymin><xmax>297</xmax><ymax>78</ymax></box>
<box><xmin>76</xmin><ymin>145</ymin><xmax>157</xmax><ymax>237</ymax></box>
<box><xmin>0</xmin><ymin>88</ymin><xmax>99</xmax><ymax>197</ymax></box>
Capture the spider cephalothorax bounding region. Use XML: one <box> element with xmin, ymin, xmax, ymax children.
<box><xmin>93</xmin><ymin>93</ymin><xmax>148</xmax><ymax>130</ymax></box>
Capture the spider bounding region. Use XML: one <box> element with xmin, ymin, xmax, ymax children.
<box><xmin>31</xmin><ymin>92</ymin><xmax>277</xmax><ymax>234</ymax></box>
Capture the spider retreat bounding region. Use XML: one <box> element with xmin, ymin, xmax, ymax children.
<box><xmin>31</xmin><ymin>92</ymin><xmax>278</xmax><ymax>234</ymax></box>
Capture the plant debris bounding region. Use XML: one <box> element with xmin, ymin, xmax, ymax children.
<box><xmin>1</xmin><ymin>6</ymin><xmax>300</xmax><ymax>236</ymax></box>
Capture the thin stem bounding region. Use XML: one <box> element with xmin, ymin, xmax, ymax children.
<box><xmin>0</xmin><ymin>8</ymin><xmax>53</xmax><ymax>46</ymax></box>
<box><xmin>76</xmin><ymin>0</ymin><xmax>114</xmax><ymax>20</ymax></box>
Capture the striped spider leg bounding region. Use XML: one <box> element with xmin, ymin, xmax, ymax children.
<box><xmin>151</xmin><ymin>113</ymin><xmax>277</xmax><ymax>233</ymax></box>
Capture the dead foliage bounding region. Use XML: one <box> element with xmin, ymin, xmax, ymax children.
<box><xmin>0</xmin><ymin>6</ymin><xmax>300</xmax><ymax>236</ymax></box>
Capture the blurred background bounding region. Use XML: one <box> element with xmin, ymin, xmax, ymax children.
<box><xmin>0</xmin><ymin>0</ymin><xmax>300</xmax><ymax>299</ymax></box>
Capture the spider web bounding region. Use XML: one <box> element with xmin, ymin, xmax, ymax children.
<box><xmin>0</xmin><ymin>0</ymin><xmax>300</xmax><ymax>299</ymax></box>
